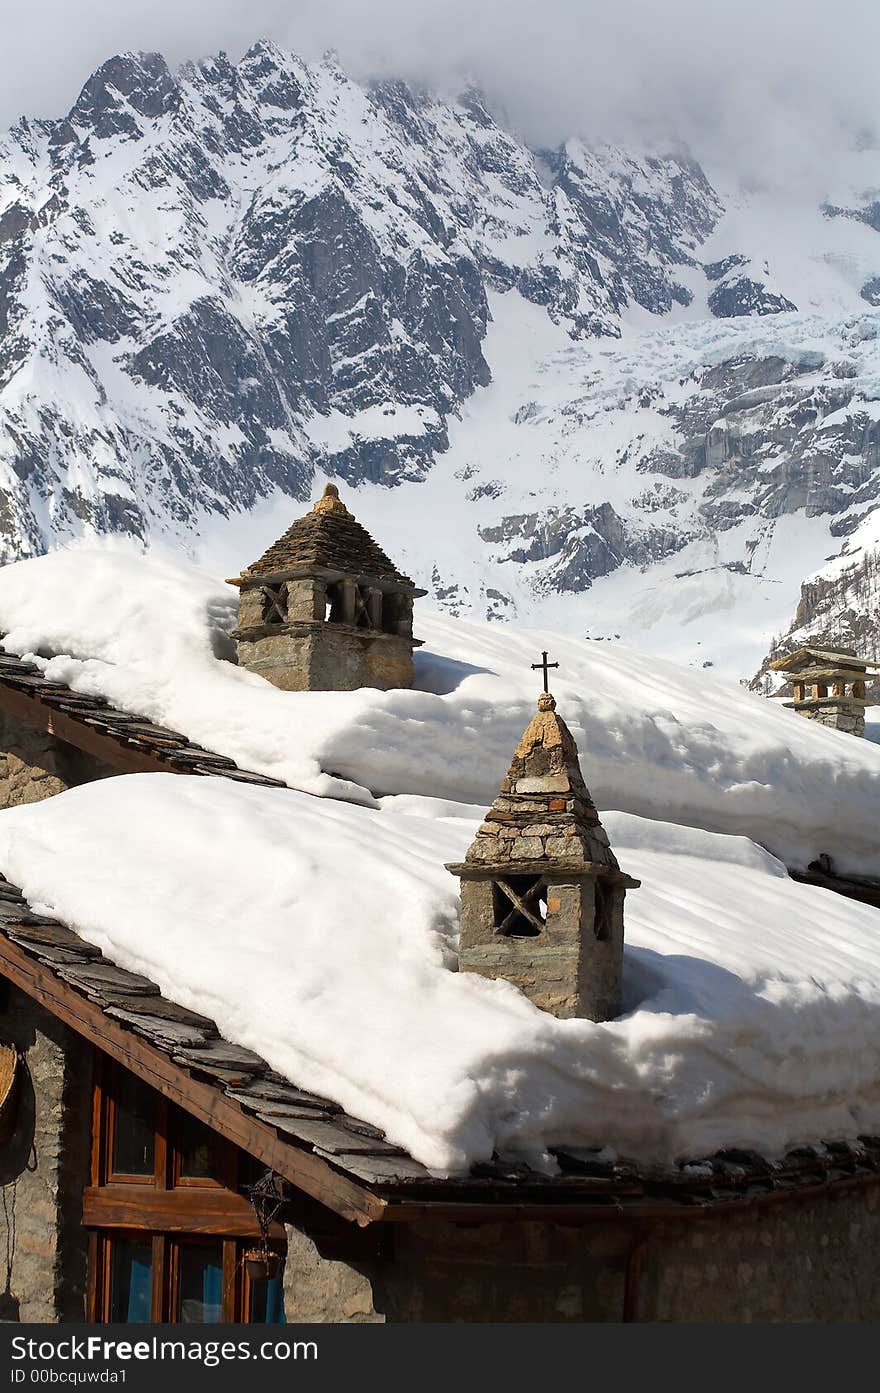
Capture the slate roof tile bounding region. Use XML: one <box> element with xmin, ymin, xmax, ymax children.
<box><xmin>235</xmin><ymin>484</ymin><xmax>414</xmax><ymax>586</ymax></box>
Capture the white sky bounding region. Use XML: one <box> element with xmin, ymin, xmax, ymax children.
<box><xmin>1</xmin><ymin>0</ymin><xmax>878</xmax><ymax>190</ymax></box>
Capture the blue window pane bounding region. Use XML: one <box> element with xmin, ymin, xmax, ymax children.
<box><xmin>248</xmin><ymin>1268</ymin><xmax>286</xmax><ymax>1324</ymax></box>
<box><xmin>178</xmin><ymin>1243</ymin><xmax>224</xmax><ymax>1323</ymax></box>
<box><xmin>109</xmin><ymin>1241</ymin><xmax>152</xmax><ymax>1323</ymax></box>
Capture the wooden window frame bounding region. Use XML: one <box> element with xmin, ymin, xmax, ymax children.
<box><xmin>170</xmin><ymin>1104</ymin><xmax>238</xmax><ymax>1192</ymax></box>
<box><xmin>167</xmin><ymin>1234</ymin><xmax>238</xmax><ymax>1324</ymax></box>
<box><xmin>95</xmin><ymin>1066</ymin><xmax>167</xmax><ymax>1188</ymax></box>
<box><xmin>96</xmin><ymin>1058</ymin><xmax>237</xmax><ymax>1192</ymax></box>
<box><xmin>87</xmin><ymin>1052</ymin><xmax>285</xmax><ymax>1324</ymax></box>
<box><xmin>90</xmin><ymin>1229</ymin><xmax>159</xmax><ymax>1324</ymax></box>
<box><xmin>91</xmin><ymin>1231</ymin><xmax>256</xmax><ymax>1323</ymax></box>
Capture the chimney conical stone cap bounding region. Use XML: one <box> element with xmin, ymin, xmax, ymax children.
<box><xmin>461</xmin><ymin>692</ymin><xmax>620</xmax><ymax>871</ymax></box>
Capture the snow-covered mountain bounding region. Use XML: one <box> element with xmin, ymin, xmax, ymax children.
<box><xmin>2</xmin><ymin>39</ymin><xmax>880</xmax><ymax>682</ymax></box>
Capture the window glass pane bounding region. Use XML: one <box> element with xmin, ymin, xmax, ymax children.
<box><xmin>177</xmin><ymin>1243</ymin><xmax>224</xmax><ymax>1323</ymax></box>
<box><xmin>248</xmin><ymin>1268</ymin><xmax>286</xmax><ymax>1324</ymax></box>
<box><xmin>176</xmin><ymin>1110</ymin><xmax>225</xmax><ymax>1182</ymax></box>
<box><xmin>112</xmin><ymin>1073</ymin><xmax>155</xmax><ymax>1177</ymax></box>
<box><xmin>109</xmin><ymin>1240</ymin><xmax>152</xmax><ymax>1322</ymax></box>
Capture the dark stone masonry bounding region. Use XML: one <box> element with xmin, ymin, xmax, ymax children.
<box><xmin>281</xmin><ymin>1188</ymin><xmax>880</xmax><ymax>1322</ymax></box>
<box><xmin>0</xmin><ymin>985</ymin><xmax>92</xmax><ymax>1321</ymax></box>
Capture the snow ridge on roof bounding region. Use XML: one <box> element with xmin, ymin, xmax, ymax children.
<box><xmin>235</xmin><ymin>484</ymin><xmax>415</xmax><ymax>586</ymax></box>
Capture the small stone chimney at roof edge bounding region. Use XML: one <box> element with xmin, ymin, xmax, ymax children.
<box><xmin>228</xmin><ymin>484</ymin><xmax>427</xmax><ymax>693</ymax></box>
<box><xmin>446</xmin><ymin>691</ymin><xmax>639</xmax><ymax>1021</ymax></box>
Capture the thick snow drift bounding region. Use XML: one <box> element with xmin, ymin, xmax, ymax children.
<box><xmin>1</xmin><ymin>545</ymin><xmax>879</xmax><ymax>874</ymax></box>
<box><xmin>0</xmin><ymin>774</ymin><xmax>878</xmax><ymax>1173</ymax></box>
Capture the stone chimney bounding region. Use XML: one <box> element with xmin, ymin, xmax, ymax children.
<box><xmin>446</xmin><ymin>691</ymin><xmax>638</xmax><ymax>1021</ymax></box>
<box><xmin>769</xmin><ymin>645</ymin><xmax>879</xmax><ymax>737</ymax></box>
<box><xmin>228</xmin><ymin>484</ymin><xmax>426</xmax><ymax>692</ymax></box>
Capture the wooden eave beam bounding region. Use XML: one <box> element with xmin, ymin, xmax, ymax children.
<box><xmin>0</xmin><ymin>681</ymin><xmax>165</xmax><ymax>776</ymax></box>
<box><xmin>82</xmin><ymin>1184</ymin><xmax>287</xmax><ymax>1238</ymax></box>
<box><xmin>0</xmin><ymin>936</ymin><xmax>386</xmax><ymax>1227</ymax></box>
<box><xmin>376</xmin><ymin>1163</ymin><xmax>880</xmax><ymax>1224</ymax></box>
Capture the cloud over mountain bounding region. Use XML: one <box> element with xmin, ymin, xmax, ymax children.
<box><xmin>4</xmin><ymin>1</ymin><xmax>879</xmax><ymax>190</ymax></box>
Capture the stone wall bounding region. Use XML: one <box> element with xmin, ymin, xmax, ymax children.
<box><xmin>0</xmin><ymin>983</ymin><xmax>92</xmax><ymax>1321</ymax></box>
<box><xmin>800</xmin><ymin>703</ymin><xmax>867</xmax><ymax>737</ymax></box>
<box><xmin>283</xmin><ymin>1180</ymin><xmax>880</xmax><ymax>1323</ymax></box>
<box><xmin>0</xmin><ymin>711</ymin><xmax>117</xmax><ymax>810</ymax></box>
<box><xmin>282</xmin><ymin>1223</ymin><xmax>384</xmax><ymax>1323</ymax></box>
<box><xmin>457</xmin><ymin>876</ymin><xmax>627</xmax><ymax>1022</ymax></box>
<box><xmin>237</xmin><ymin>623</ymin><xmax>414</xmax><ymax>692</ymax></box>
<box><xmin>641</xmin><ymin>1183</ymin><xmax>880</xmax><ymax>1321</ymax></box>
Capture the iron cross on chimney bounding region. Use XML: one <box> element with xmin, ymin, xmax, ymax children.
<box><xmin>531</xmin><ymin>650</ymin><xmax>559</xmax><ymax>693</ymax></box>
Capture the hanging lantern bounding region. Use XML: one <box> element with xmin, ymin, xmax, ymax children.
<box><xmin>243</xmin><ymin>1246</ymin><xmax>282</xmax><ymax>1282</ymax></box>
<box><xmin>244</xmin><ymin>1169</ymin><xmax>286</xmax><ymax>1284</ymax></box>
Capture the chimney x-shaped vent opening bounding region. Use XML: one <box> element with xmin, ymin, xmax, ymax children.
<box><xmin>259</xmin><ymin>583</ymin><xmax>288</xmax><ymax>625</ymax></box>
<box><xmin>493</xmin><ymin>875</ymin><xmax>547</xmax><ymax>937</ymax></box>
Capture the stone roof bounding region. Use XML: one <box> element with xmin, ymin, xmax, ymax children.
<box><xmin>770</xmin><ymin>646</ymin><xmax>880</xmax><ymax>673</ymax></box>
<box><xmin>1</xmin><ymin>875</ymin><xmax>878</xmax><ymax>1218</ymax></box>
<box><xmin>454</xmin><ymin>692</ymin><xmax>630</xmax><ymax>876</ymax></box>
<box><xmin>232</xmin><ymin>484</ymin><xmax>415</xmax><ymax>587</ymax></box>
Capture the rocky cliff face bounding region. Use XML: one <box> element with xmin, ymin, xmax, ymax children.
<box><xmin>752</xmin><ymin>544</ymin><xmax>880</xmax><ymax>700</ymax></box>
<box><xmin>2</xmin><ymin>41</ymin><xmax>880</xmax><ymax>682</ymax></box>
<box><xmin>0</xmin><ymin>43</ymin><xmax>719</xmax><ymax>557</ymax></box>
<box><xmin>387</xmin><ymin>302</ymin><xmax>880</xmax><ymax>679</ymax></box>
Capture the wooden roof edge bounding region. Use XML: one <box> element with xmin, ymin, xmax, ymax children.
<box><xmin>0</xmin><ymin>932</ymin><xmax>386</xmax><ymax>1227</ymax></box>
<box><xmin>375</xmin><ymin>1161</ymin><xmax>880</xmax><ymax>1224</ymax></box>
<box><xmin>0</xmin><ymin>677</ymin><xmax>164</xmax><ymax>777</ymax></box>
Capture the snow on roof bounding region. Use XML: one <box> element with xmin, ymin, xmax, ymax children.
<box><xmin>0</xmin><ymin>545</ymin><xmax>878</xmax><ymax>1170</ymax></box>
<box><xmin>1</xmin><ymin>544</ymin><xmax>879</xmax><ymax>876</ymax></box>
<box><xmin>0</xmin><ymin>773</ymin><xmax>878</xmax><ymax>1174</ymax></box>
